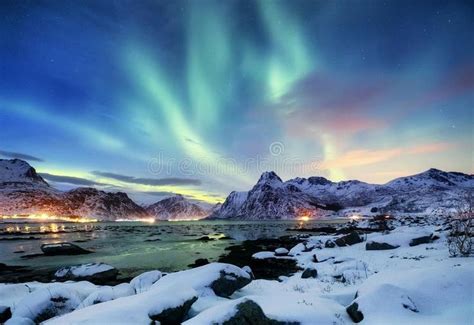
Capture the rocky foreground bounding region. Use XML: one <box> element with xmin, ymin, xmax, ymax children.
<box><xmin>0</xmin><ymin>216</ymin><xmax>473</xmax><ymax>324</ymax></box>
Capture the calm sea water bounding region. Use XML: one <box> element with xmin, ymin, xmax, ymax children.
<box><xmin>0</xmin><ymin>220</ymin><xmax>343</xmax><ymax>277</ymax></box>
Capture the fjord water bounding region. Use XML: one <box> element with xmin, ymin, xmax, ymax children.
<box><xmin>0</xmin><ymin>220</ymin><xmax>341</xmax><ymax>277</ymax></box>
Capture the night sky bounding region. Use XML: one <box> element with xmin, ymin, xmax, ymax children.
<box><xmin>0</xmin><ymin>0</ymin><xmax>473</xmax><ymax>204</ymax></box>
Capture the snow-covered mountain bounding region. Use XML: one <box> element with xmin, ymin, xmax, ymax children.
<box><xmin>210</xmin><ymin>169</ymin><xmax>473</xmax><ymax>220</ymax></box>
<box><xmin>0</xmin><ymin>159</ymin><xmax>50</xmax><ymax>188</ymax></box>
<box><xmin>213</xmin><ymin>172</ymin><xmax>339</xmax><ymax>220</ymax></box>
<box><xmin>146</xmin><ymin>195</ymin><xmax>208</xmax><ymax>221</ymax></box>
<box><xmin>0</xmin><ymin>159</ymin><xmax>149</xmax><ymax>221</ymax></box>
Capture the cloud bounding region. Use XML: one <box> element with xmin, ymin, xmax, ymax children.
<box><xmin>39</xmin><ymin>173</ymin><xmax>105</xmax><ymax>186</ymax></box>
<box><xmin>405</xmin><ymin>142</ymin><xmax>456</xmax><ymax>155</ymax></box>
<box><xmin>0</xmin><ymin>150</ymin><xmax>44</xmax><ymax>162</ymax></box>
<box><xmin>92</xmin><ymin>171</ymin><xmax>202</xmax><ymax>186</ymax></box>
<box><xmin>141</xmin><ymin>191</ymin><xmax>179</xmax><ymax>197</ymax></box>
<box><xmin>320</xmin><ymin>148</ymin><xmax>403</xmax><ymax>170</ymax></box>
<box><xmin>277</xmin><ymin>73</ymin><xmax>389</xmax><ymax>138</ymax></box>
<box><xmin>319</xmin><ymin>141</ymin><xmax>454</xmax><ymax>170</ymax></box>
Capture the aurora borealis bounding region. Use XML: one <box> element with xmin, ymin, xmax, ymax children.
<box><xmin>0</xmin><ymin>0</ymin><xmax>473</xmax><ymax>204</ymax></box>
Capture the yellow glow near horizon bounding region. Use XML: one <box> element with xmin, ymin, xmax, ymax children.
<box><xmin>1</xmin><ymin>214</ymin><xmax>98</xmax><ymax>223</ymax></box>
<box><xmin>35</xmin><ymin>166</ymin><xmax>225</xmax><ymax>204</ymax></box>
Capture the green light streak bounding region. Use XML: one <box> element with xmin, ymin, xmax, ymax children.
<box><xmin>259</xmin><ymin>1</ymin><xmax>315</xmax><ymax>101</ymax></box>
<box><xmin>187</xmin><ymin>2</ymin><xmax>232</xmax><ymax>129</ymax></box>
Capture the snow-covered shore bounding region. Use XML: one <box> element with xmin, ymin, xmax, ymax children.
<box><xmin>1</xmin><ymin>219</ymin><xmax>473</xmax><ymax>324</ymax></box>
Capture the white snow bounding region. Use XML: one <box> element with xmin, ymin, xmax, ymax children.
<box><xmin>78</xmin><ymin>283</ymin><xmax>135</xmax><ymax>308</ymax></box>
<box><xmin>46</xmin><ymin>284</ymin><xmax>197</xmax><ymax>324</ymax></box>
<box><xmin>151</xmin><ymin>263</ymin><xmax>250</xmax><ymax>295</ymax></box>
<box><xmin>129</xmin><ymin>270</ymin><xmax>162</xmax><ymax>293</ymax></box>
<box><xmin>11</xmin><ymin>284</ymin><xmax>83</xmax><ymax>322</ymax></box>
<box><xmin>252</xmin><ymin>251</ymin><xmax>275</xmax><ymax>259</ymax></box>
<box><xmin>274</xmin><ymin>247</ymin><xmax>289</xmax><ymax>255</ymax></box>
<box><xmin>351</xmin><ymin>264</ymin><xmax>474</xmax><ymax>324</ymax></box>
<box><xmin>55</xmin><ymin>263</ymin><xmax>115</xmax><ymax>278</ymax></box>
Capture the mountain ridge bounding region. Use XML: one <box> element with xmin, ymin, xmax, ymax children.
<box><xmin>1</xmin><ymin>159</ymin><xmax>472</xmax><ymax>221</ymax></box>
<box><xmin>209</xmin><ymin>168</ymin><xmax>473</xmax><ymax>220</ymax></box>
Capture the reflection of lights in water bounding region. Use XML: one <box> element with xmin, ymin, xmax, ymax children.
<box><xmin>1</xmin><ymin>214</ymin><xmax>97</xmax><ymax>223</ymax></box>
<box><xmin>167</xmin><ymin>218</ymin><xmax>205</xmax><ymax>222</ymax></box>
<box><xmin>349</xmin><ymin>215</ymin><xmax>361</xmax><ymax>221</ymax></box>
<box><xmin>296</xmin><ymin>208</ymin><xmax>314</xmax><ymax>223</ymax></box>
<box><xmin>208</xmin><ymin>233</ymin><xmax>226</xmax><ymax>239</ymax></box>
<box><xmin>115</xmin><ymin>218</ymin><xmax>155</xmax><ymax>223</ymax></box>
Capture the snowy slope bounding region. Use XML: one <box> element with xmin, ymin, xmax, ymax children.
<box><xmin>146</xmin><ymin>195</ymin><xmax>208</xmax><ymax>221</ymax></box>
<box><xmin>0</xmin><ymin>159</ymin><xmax>50</xmax><ymax>188</ymax></box>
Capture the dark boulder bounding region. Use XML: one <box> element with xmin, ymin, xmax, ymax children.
<box><xmin>302</xmin><ymin>244</ymin><xmax>314</xmax><ymax>252</ymax></box>
<box><xmin>221</xmin><ymin>300</ymin><xmax>297</xmax><ymax>325</ymax></box>
<box><xmin>325</xmin><ymin>240</ymin><xmax>336</xmax><ymax>248</ymax></box>
<box><xmin>335</xmin><ymin>231</ymin><xmax>364</xmax><ymax>247</ymax></box>
<box><xmin>148</xmin><ymin>296</ymin><xmax>197</xmax><ymax>325</ymax></box>
<box><xmin>409</xmin><ymin>234</ymin><xmax>438</xmax><ymax>247</ymax></box>
<box><xmin>346</xmin><ymin>302</ymin><xmax>364</xmax><ymax>323</ymax></box>
<box><xmin>188</xmin><ymin>258</ymin><xmax>209</xmax><ymax>268</ymax></box>
<box><xmin>366</xmin><ymin>242</ymin><xmax>399</xmax><ymax>250</ymax></box>
<box><xmin>210</xmin><ymin>270</ymin><xmax>252</xmax><ymax>297</ymax></box>
<box><xmin>218</xmin><ymin>237</ymin><xmax>302</xmax><ymax>280</ymax></box>
<box><xmin>41</xmin><ymin>242</ymin><xmax>91</xmax><ymax>256</ymax></box>
<box><xmin>301</xmin><ymin>268</ymin><xmax>318</xmax><ymax>279</ymax></box>
<box><xmin>0</xmin><ymin>306</ymin><xmax>11</xmax><ymax>323</ymax></box>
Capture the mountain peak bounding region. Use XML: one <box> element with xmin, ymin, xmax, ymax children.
<box><xmin>146</xmin><ymin>194</ymin><xmax>208</xmax><ymax>220</ymax></box>
<box><xmin>0</xmin><ymin>158</ymin><xmax>49</xmax><ymax>187</ymax></box>
<box><xmin>257</xmin><ymin>171</ymin><xmax>282</xmax><ymax>184</ymax></box>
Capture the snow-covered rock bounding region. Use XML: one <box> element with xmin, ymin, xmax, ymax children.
<box><xmin>274</xmin><ymin>248</ymin><xmax>289</xmax><ymax>256</ymax></box>
<box><xmin>11</xmin><ymin>284</ymin><xmax>83</xmax><ymax>323</ymax></box>
<box><xmin>46</xmin><ymin>284</ymin><xmax>198</xmax><ymax>324</ymax></box>
<box><xmin>183</xmin><ymin>298</ymin><xmax>274</xmax><ymax>324</ymax></box>
<box><xmin>129</xmin><ymin>270</ymin><xmax>162</xmax><ymax>294</ymax></box>
<box><xmin>151</xmin><ymin>263</ymin><xmax>251</xmax><ymax>298</ymax></box>
<box><xmin>78</xmin><ymin>283</ymin><xmax>135</xmax><ymax>308</ymax></box>
<box><xmin>346</xmin><ymin>264</ymin><xmax>474</xmax><ymax>324</ymax></box>
<box><xmin>54</xmin><ymin>263</ymin><xmax>118</xmax><ymax>284</ymax></box>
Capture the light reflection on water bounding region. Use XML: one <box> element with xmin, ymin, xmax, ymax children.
<box><xmin>0</xmin><ymin>220</ymin><xmax>342</xmax><ymax>277</ymax></box>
